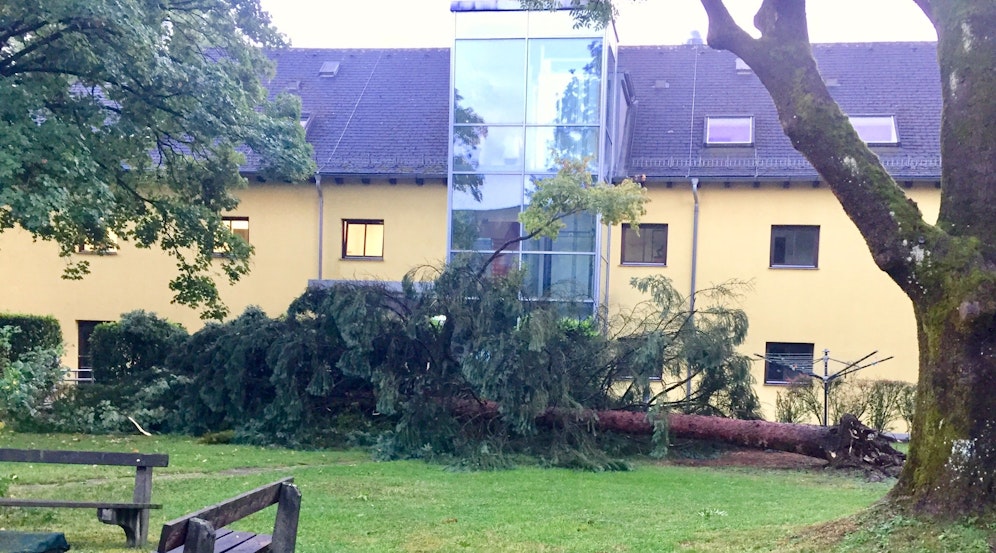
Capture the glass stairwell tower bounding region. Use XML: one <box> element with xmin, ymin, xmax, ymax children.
<box><xmin>448</xmin><ymin>2</ymin><xmax>620</xmax><ymax>317</ymax></box>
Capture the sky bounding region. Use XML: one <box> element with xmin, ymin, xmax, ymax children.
<box><xmin>257</xmin><ymin>0</ymin><xmax>937</xmax><ymax>49</ymax></box>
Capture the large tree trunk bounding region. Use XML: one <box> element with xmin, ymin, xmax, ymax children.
<box><xmin>697</xmin><ymin>0</ymin><xmax>996</xmax><ymax>516</ymax></box>
<box><xmin>457</xmin><ymin>401</ymin><xmax>905</xmax><ymax>475</ymax></box>
<box><xmin>600</xmin><ymin>411</ymin><xmax>905</xmax><ymax>476</ymax></box>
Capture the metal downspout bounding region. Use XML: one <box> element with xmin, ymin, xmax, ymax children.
<box><xmin>316</xmin><ymin>172</ymin><xmax>324</xmax><ymax>281</ymax></box>
<box><xmin>687</xmin><ymin>177</ymin><xmax>700</xmax><ymax>400</ymax></box>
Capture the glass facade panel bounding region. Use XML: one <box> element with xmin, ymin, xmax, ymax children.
<box><xmin>452</xmin><ymin>125</ymin><xmax>525</xmax><ymax>173</ymax></box>
<box><xmin>523</xmin><ymin>212</ymin><xmax>596</xmax><ymax>252</ymax></box>
<box><xmin>451</xmin><ymin>174</ymin><xmax>522</xmax><ymax>252</ymax></box>
<box><xmin>453</xmin><ymin>40</ymin><xmax>526</xmax><ymax>125</ymax></box>
<box><xmin>521</xmin><ymin>253</ymin><xmax>595</xmax><ymax>300</ymax></box>
<box><xmin>450</xmin><ymin>9</ymin><xmax>608</xmax><ymax>310</ymax></box>
<box><xmin>527</xmin><ymin>39</ymin><xmax>602</xmax><ymax>125</ymax></box>
<box><xmin>454</xmin><ymin>8</ymin><xmax>528</xmax><ymax>38</ymax></box>
<box><xmin>525</xmin><ymin>126</ymin><xmax>599</xmax><ymax>172</ymax></box>
<box><xmin>527</xmin><ymin>10</ymin><xmax>603</xmax><ymax>38</ymax></box>
<box><xmin>451</xmin><ymin>251</ymin><xmax>519</xmax><ymax>279</ymax></box>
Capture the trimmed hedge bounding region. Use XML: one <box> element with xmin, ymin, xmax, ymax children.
<box><xmin>0</xmin><ymin>314</ymin><xmax>62</xmax><ymax>356</ymax></box>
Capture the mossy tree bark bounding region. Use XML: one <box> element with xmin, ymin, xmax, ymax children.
<box><xmin>699</xmin><ymin>0</ymin><xmax>996</xmax><ymax>516</ymax></box>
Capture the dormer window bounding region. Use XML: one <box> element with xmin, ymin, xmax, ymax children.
<box><xmin>849</xmin><ymin>115</ymin><xmax>898</xmax><ymax>145</ymax></box>
<box><xmin>705</xmin><ymin>116</ymin><xmax>753</xmax><ymax>145</ymax></box>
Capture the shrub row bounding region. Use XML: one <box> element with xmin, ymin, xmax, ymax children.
<box><xmin>0</xmin><ymin>314</ymin><xmax>61</xmax><ymax>359</ymax></box>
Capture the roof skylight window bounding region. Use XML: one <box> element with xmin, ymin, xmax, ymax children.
<box><xmin>849</xmin><ymin>115</ymin><xmax>898</xmax><ymax>145</ymax></box>
<box><xmin>705</xmin><ymin>116</ymin><xmax>753</xmax><ymax>145</ymax></box>
<box><xmin>319</xmin><ymin>61</ymin><xmax>341</xmax><ymax>77</ymax></box>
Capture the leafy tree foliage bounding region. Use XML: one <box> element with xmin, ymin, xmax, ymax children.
<box><xmin>169</xmin><ymin>307</ymin><xmax>285</xmax><ymax>437</ymax></box>
<box><xmin>322</xmin><ymin>259</ymin><xmax>757</xmax><ymax>468</ymax></box>
<box><xmin>0</xmin><ymin>0</ymin><xmax>315</xmax><ymax>319</ymax></box>
<box><xmin>0</xmin><ymin>325</ymin><xmax>64</xmax><ymax>430</ymax></box>
<box><xmin>613</xmin><ymin>276</ymin><xmax>760</xmax><ymax>420</ymax></box>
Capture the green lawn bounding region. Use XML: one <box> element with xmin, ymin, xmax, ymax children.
<box><xmin>0</xmin><ymin>433</ymin><xmax>896</xmax><ymax>552</ymax></box>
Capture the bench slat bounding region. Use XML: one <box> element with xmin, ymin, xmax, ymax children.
<box><xmin>163</xmin><ymin>529</ymin><xmax>271</xmax><ymax>553</ymax></box>
<box><xmin>158</xmin><ymin>478</ymin><xmax>293</xmax><ymax>553</ymax></box>
<box><xmin>0</xmin><ymin>448</ymin><xmax>169</xmax><ymax>467</ymax></box>
<box><xmin>217</xmin><ymin>534</ymin><xmax>270</xmax><ymax>553</ymax></box>
<box><xmin>0</xmin><ymin>499</ymin><xmax>161</xmax><ymax>509</ymax></box>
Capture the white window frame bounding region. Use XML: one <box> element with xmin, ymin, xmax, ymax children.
<box><xmin>705</xmin><ymin>116</ymin><xmax>754</xmax><ymax>146</ymax></box>
<box><xmin>848</xmin><ymin>115</ymin><xmax>899</xmax><ymax>145</ymax></box>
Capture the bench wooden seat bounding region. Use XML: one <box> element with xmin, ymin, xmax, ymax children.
<box><xmin>0</xmin><ymin>448</ymin><xmax>169</xmax><ymax>548</ymax></box>
<box><xmin>155</xmin><ymin>478</ymin><xmax>300</xmax><ymax>553</ymax></box>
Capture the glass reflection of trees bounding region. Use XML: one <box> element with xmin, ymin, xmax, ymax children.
<box><xmin>450</xmin><ymin>36</ymin><xmax>603</xmax><ymax>305</ymax></box>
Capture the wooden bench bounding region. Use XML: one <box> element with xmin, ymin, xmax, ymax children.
<box><xmin>0</xmin><ymin>448</ymin><xmax>169</xmax><ymax>548</ymax></box>
<box><xmin>155</xmin><ymin>477</ymin><xmax>301</xmax><ymax>553</ymax></box>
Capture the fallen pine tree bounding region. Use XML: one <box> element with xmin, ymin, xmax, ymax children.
<box><xmin>455</xmin><ymin>401</ymin><xmax>906</xmax><ymax>476</ymax></box>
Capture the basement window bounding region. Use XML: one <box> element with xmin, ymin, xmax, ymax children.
<box><xmin>849</xmin><ymin>115</ymin><xmax>898</xmax><ymax>145</ymax></box>
<box><xmin>705</xmin><ymin>116</ymin><xmax>753</xmax><ymax>145</ymax></box>
<box><xmin>764</xmin><ymin>342</ymin><xmax>815</xmax><ymax>384</ymax></box>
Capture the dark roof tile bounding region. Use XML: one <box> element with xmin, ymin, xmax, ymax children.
<box><xmin>253</xmin><ymin>43</ymin><xmax>941</xmax><ymax>182</ymax></box>
<box><xmin>618</xmin><ymin>42</ymin><xmax>941</xmax><ymax>181</ymax></box>
<box><xmin>261</xmin><ymin>48</ymin><xmax>450</xmax><ymax>177</ymax></box>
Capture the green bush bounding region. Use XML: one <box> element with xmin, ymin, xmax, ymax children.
<box><xmin>168</xmin><ymin>300</ymin><xmax>378</xmax><ymax>447</ymax></box>
<box><xmin>0</xmin><ymin>314</ymin><xmax>61</xmax><ymax>359</ymax></box>
<box><xmin>0</xmin><ymin>326</ymin><xmax>66</xmax><ymax>430</ymax></box>
<box><xmin>774</xmin><ymin>377</ymin><xmax>915</xmax><ymax>431</ymax></box>
<box><xmin>50</xmin><ymin>311</ymin><xmax>187</xmax><ymax>433</ymax></box>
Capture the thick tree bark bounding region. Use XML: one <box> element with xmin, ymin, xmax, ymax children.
<box><xmin>599</xmin><ymin>411</ymin><xmax>905</xmax><ymax>476</ymax></box>
<box><xmin>456</xmin><ymin>401</ymin><xmax>905</xmax><ymax>475</ymax></box>
<box><xmin>697</xmin><ymin>0</ymin><xmax>996</xmax><ymax>516</ymax></box>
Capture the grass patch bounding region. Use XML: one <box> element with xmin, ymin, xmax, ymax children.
<box><xmin>0</xmin><ymin>432</ymin><xmax>969</xmax><ymax>552</ymax></box>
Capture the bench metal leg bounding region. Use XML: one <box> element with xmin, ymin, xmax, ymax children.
<box><xmin>97</xmin><ymin>507</ymin><xmax>148</xmax><ymax>548</ymax></box>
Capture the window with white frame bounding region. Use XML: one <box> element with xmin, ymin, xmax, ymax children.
<box><xmin>342</xmin><ymin>219</ymin><xmax>384</xmax><ymax>259</ymax></box>
<box><xmin>770</xmin><ymin>225</ymin><xmax>820</xmax><ymax>268</ymax></box>
<box><xmin>705</xmin><ymin>116</ymin><xmax>753</xmax><ymax>145</ymax></box>
<box><xmin>849</xmin><ymin>115</ymin><xmax>898</xmax><ymax>145</ymax></box>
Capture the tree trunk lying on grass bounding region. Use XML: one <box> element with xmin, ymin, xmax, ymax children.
<box><xmin>598</xmin><ymin>410</ymin><xmax>906</xmax><ymax>477</ymax></box>
<box><xmin>456</xmin><ymin>401</ymin><xmax>906</xmax><ymax>476</ymax></box>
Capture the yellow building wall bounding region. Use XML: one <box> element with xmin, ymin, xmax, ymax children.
<box><xmin>606</xmin><ymin>182</ymin><xmax>940</xmax><ymax>419</ymax></box>
<box><xmin>0</xmin><ymin>180</ymin><xmax>447</xmax><ymax>370</ymax></box>
<box><xmin>0</xmin><ymin>171</ymin><xmax>940</xmax><ymax>424</ymax></box>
